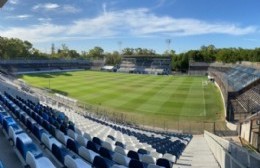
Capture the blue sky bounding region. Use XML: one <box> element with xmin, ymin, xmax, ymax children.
<box><xmin>1</xmin><ymin>0</ymin><xmax>260</xmax><ymax>54</ymax></box>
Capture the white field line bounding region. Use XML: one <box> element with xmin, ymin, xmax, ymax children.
<box><xmin>202</xmin><ymin>81</ymin><xmax>206</xmax><ymax>116</ymax></box>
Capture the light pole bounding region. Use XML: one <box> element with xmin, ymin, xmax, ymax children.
<box><xmin>165</xmin><ymin>39</ymin><xmax>171</xmax><ymax>54</ymax></box>
<box><xmin>118</xmin><ymin>41</ymin><xmax>122</xmax><ymax>55</ymax></box>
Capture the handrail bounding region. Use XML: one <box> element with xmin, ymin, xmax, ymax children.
<box><xmin>204</xmin><ymin>130</ymin><xmax>260</xmax><ymax>168</ymax></box>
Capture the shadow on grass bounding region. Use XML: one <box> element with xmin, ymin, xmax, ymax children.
<box><xmin>20</xmin><ymin>72</ymin><xmax>73</xmax><ymax>79</ymax></box>
<box><xmin>43</xmin><ymin>88</ymin><xmax>68</xmax><ymax>96</ymax></box>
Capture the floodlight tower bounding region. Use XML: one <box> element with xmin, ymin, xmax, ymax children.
<box><xmin>0</xmin><ymin>0</ymin><xmax>7</xmax><ymax>8</ymax></box>
<box><xmin>118</xmin><ymin>41</ymin><xmax>122</xmax><ymax>55</ymax></box>
<box><xmin>165</xmin><ymin>39</ymin><xmax>171</xmax><ymax>53</ymax></box>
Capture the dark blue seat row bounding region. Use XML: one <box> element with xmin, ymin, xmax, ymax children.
<box><xmin>0</xmin><ymin>101</ymin><xmax>55</xmax><ymax>168</ymax></box>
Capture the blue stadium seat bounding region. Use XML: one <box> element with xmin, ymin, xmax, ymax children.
<box><xmin>64</xmin><ymin>155</ymin><xmax>91</xmax><ymax>168</ymax></box>
<box><xmin>8</xmin><ymin>124</ymin><xmax>24</xmax><ymax>145</ymax></box>
<box><xmin>35</xmin><ymin>115</ymin><xmax>43</xmax><ymax>125</ymax></box>
<box><xmin>92</xmin><ymin>155</ymin><xmax>114</xmax><ymax>168</ymax></box>
<box><xmin>41</xmin><ymin>133</ymin><xmax>62</xmax><ymax>151</ymax></box>
<box><xmin>51</xmin><ymin>143</ymin><xmax>69</xmax><ymax>164</ymax></box>
<box><xmin>107</xmin><ymin>135</ymin><xmax>115</xmax><ymax>141</ymax></box>
<box><xmin>26</xmin><ymin>151</ymin><xmax>55</xmax><ymax>168</ymax></box>
<box><xmin>49</xmin><ymin>125</ymin><xmax>56</xmax><ymax>136</ymax></box>
<box><xmin>42</xmin><ymin>120</ymin><xmax>50</xmax><ymax>131</ymax></box>
<box><xmin>66</xmin><ymin>139</ymin><xmax>80</xmax><ymax>154</ymax></box>
<box><xmin>76</xmin><ymin>135</ymin><xmax>88</xmax><ymax>146</ymax></box>
<box><xmin>32</xmin><ymin>124</ymin><xmax>46</xmax><ymax>141</ymax></box>
<box><xmin>59</xmin><ymin>123</ymin><xmax>67</xmax><ymax>134</ymax></box>
<box><xmin>26</xmin><ymin>118</ymin><xmax>36</xmax><ymax>132</ymax></box>
<box><xmin>128</xmin><ymin>159</ymin><xmax>147</xmax><ymax>168</ymax></box>
<box><xmin>112</xmin><ymin>152</ymin><xmax>131</xmax><ymax>167</ymax></box>
<box><xmin>68</xmin><ymin>124</ymin><xmax>74</xmax><ymax>131</ymax></box>
<box><xmin>87</xmin><ymin>141</ymin><xmax>101</xmax><ymax>153</ymax></box>
<box><xmin>20</xmin><ymin>112</ymin><xmax>29</xmax><ymax>125</ymax></box>
<box><xmin>42</xmin><ymin>112</ymin><xmax>49</xmax><ymax>121</ymax></box>
<box><xmin>16</xmin><ymin>134</ymin><xmax>42</xmax><ymax>160</ymax></box>
<box><xmin>127</xmin><ymin>150</ymin><xmax>140</xmax><ymax>160</ymax></box>
<box><xmin>156</xmin><ymin>158</ymin><xmax>173</xmax><ymax>168</ymax></box>
<box><xmin>93</xmin><ymin>137</ymin><xmax>103</xmax><ymax>145</ymax></box>
<box><xmin>99</xmin><ymin>147</ymin><xmax>114</xmax><ymax>160</ymax></box>
<box><xmin>138</xmin><ymin>148</ymin><xmax>149</xmax><ymax>155</ymax></box>
<box><xmin>3</xmin><ymin>117</ymin><xmax>16</xmax><ymax>134</ymax></box>
<box><xmin>115</xmin><ymin>141</ymin><xmax>125</xmax><ymax>148</ymax></box>
<box><xmin>0</xmin><ymin>112</ymin><xmax>10</xmax><ymax>125</ymax></box>
<box><xmin>114</xmin><ymin>146</ymin><xmax>128</xmax><ymax>155</ymax></box>
<box><xmin>78</xmin><ymin>146</ymin><xmax>99</xmax><ymax>164</ymax></box>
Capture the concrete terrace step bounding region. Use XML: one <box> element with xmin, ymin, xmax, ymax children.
<box><xmin>176</xmin><ymin>135</ymin><xmax>219</xmax><ymax>168</ymax></box>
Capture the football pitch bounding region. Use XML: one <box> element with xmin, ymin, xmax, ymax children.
<box><xmin>20</xmin><ymin>71</ymin><xmax>224</xmax><ymax>126</ymax></box>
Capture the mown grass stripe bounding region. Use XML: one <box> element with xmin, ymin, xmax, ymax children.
<box><xmin>21</xmin><ymin>71</ymin><xmax>224</xmax><ymax>122</ymax></box>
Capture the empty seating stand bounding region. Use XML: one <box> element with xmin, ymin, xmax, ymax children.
<box><xmin>118</xmin><ymin>56</ymin><xmax>171</xmax><ymax>75</ymax></box>
<box><xmin>0</xmin><ymin>91</ymin><xmax>192</xmax><ymax>168</ymax></box>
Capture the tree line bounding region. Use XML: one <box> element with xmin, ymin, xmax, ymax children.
<box><xmin>0</xmin><ymin>36</ymin><xmax>259</xmax><ymax>71</ymax></box>
<box><xmin>170</xmin><ymin>45</ymin><xmax>260</xmax><ymax>71</ymax></box>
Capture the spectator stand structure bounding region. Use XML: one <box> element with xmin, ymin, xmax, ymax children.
<box><xmin>188</xmin><ymin>61</ymin><xmax>210</xmax><ymax>76</ymax></box>
<box><xmin>239</xmin><ymin>111</ymin><xmax>260</xmax><ymax>152</ymax></box>
<box><xmin>118</xmin><ymin>56</ymin><xmax>171</xmax><ymax>75</ymax></box>
<box><xmin>208</xmin><ymin>63</ymin><xmax>260</xmax><ymax>153</ymax></box>
<box><xmin>208</xmin><ymin>64</ymin><xmax>260</xmax><ymax>122</ymax></box>
<box><xmin>0</xmin><ymin>59</ymin><xmax>92</xmax><ymax>74</ymax></box>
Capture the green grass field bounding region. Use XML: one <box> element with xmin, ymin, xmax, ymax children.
<box><xmin>20</xmin><ymin>71</ymin><xmax>224</xmax><ymax>128</ymax></box>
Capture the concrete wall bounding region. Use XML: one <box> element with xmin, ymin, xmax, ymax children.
<box><xmin>204</xmin><ymin>131</ymin><xmax>260</xmax><ymax>168</ymax></box>
<box><xmin>240</xmin><ymin>121</ymin><xmax>251</xmax><ymax>142</ymax></box>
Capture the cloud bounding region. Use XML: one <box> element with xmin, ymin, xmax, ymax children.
<box><xmin>62</xmin><ymin>5</ymin><xmax>81</xmax><ymax>13</ymax></box>
<box><xmin>0</xmin><ymin>23</ymin><xmax>66</xmax><ymax>42</ymax></box>
<box><xmin>244</xmin><ymin>38</ymin><xmax>258</xmax><ymax>42</ymax></box>
<box><xmin>32</xmin><ymin>3</ymin><xmax>80</xmax><ymax>13</ymax></box>
<box><xmin>153</xmin><ymin>0</ymin><xmax>177</xmax><ymax>9</ymax></box>
<box><xmin>155</xmin><ymin>0</ymin><xmax>166</xmax><ymax>8</ymax></box>
<box><xmin>9</xmin><ymin>0</ymin><xmax>19</xmax><ymax>5</ymax></box>
<box><xmin>38</xmin><ymin>18</ymin><xmax>52</xmax><ymax>23</ymax></box>
<box><xmin>6</xmin><ymin>14</ymin><xmax>32</xmax><ymax>20</ymax></box>
<box><xmin>0</xmin><ymin>8</ymin><xmax>257</xmax><ymax>43</ymax></box>
<box><xmin>33</xmin><ymin>3</ymin><xmax>60</xmax><ymax>11</ymax></box>
<box><xmin>102</xmin><ymin>3</ymin><xmax>107</xmax><ymax>15</ymax></box>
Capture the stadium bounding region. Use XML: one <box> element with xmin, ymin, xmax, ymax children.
<box><xmin>0</xmin><ymin>0</ymin><xmax>260</xmax><ymax>168</ymax></box>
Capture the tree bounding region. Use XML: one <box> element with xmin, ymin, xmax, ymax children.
<box><xmin>163</xmin><ymin>50</ymin><xmax>176</xmax><ymax>57</ymax></box>
<box><xmin>68</xmin><ymin>50</ymin><xmax>80</xmax><ymax>58</ymax></box>
<box><xmin>200</xmin><ymin>45</ymin><xmax>216</xmax><ymax>62</ymax></box>
<box><xmin>105</xmin><ymin>51</ymin><xmax>121</xmax><ymax>65</ymax></box>
<box><xmin>122</xmin><ymin>48</ymin><xmax>134</xmax><ymax>55</ymax></box>
<box><xmin>88</xmin><ymin>46</ymin><xmax>104</xmax><ymax>59</ymax></box>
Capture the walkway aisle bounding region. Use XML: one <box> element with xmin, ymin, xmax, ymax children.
<box><xmin>0</xmin><ymin>130</ymin><xmax>22</xmax><ymax>168</ymax></box>
<box><xmin>176</xmin><ymin>135</ymin><xmax>220</xmax><ymax>168</ymax></box>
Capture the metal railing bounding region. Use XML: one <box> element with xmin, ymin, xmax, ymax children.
<box><xmin>204</xmin><ymin>131</ymin><xmax>260</xmax><ymax>168</ymax></box>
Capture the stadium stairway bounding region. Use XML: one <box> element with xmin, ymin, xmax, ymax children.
<box><xmin>0</xmin><ymin>129</ymin><xmax>22</xmax><ymax>168</ymax></box>
<box><xmin>176</xmin><ymin>135</ymin><xmax>219</xmax><ymax>168</ymax></box>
